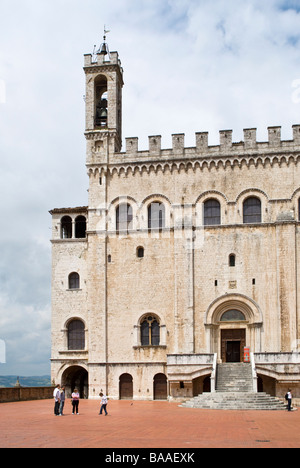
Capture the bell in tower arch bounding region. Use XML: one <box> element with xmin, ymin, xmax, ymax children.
<box><xmin>99</xmin><ymin>106</ymin><xmax>108</xmax><ymax>126</ymax></box>
<box><xmin>95</xmin><ymin>93</ymin><xmax>108</xmax><ymax>128</ymax></box>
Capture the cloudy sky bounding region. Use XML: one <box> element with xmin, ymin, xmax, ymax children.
<box><xmin>1</xmin><ymin>0</ymin><xmax>300</xmax><ymax>376</ymax></box>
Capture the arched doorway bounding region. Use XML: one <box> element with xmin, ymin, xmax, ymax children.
<box><xmin>119</xmin><ymin>373</ymin><xmax>133</xmax><ymax>400</ymax></box>
<box><xmin>205</xmin><ymin>294</ymin><xmax>263</xmax><ymax>360</ymax></box>
<box><xmin>61</xmin><ymin>365</ymin><xmax>88</xmax><ymax>399</ymax></box>
<box><xmin>153</xmin><ymin>373</ymin><xmax>168</xmax><ymax>400</ymax></box>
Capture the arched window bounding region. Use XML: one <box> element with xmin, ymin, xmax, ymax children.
<box><xmin>243</xmin><ymin>197</ymin><xmax>261</xmax><ymax>224</ymax></box>
<box><xmin>69</xmin><ymin>272</ymin><xmax>80</xmax><ymax>290</ymax></box>
<box><xmin>116</xmin><ymin>204</ymin><xmax>133</xmax><ymax>232</ymax></box>
<box><xmin>68</xmin><ymin>320</ymin><xmax>85</xmax><ymax>350</ymax></box>
<box><xmin>141</xmin><ymin>316</ymin><xmax>160</xmax><ymax>346</ymax></box>
<box><xmin>148</xmin><ymin>202</ymin><xmax>165</xmax><ymax>229</ymax></box>
<box><xmin>229</xmin><ymin>254</ymin><xmax>236</xmax><ymax>267</ymax></box>
<box><xmin>204</xmin><ymin>199</ymin><xmax>221</xmax><ymax>225</ymax></box>
<box><xmin>75</xmin><ymin>216</ymin><xmax>86</xmax><ymax>238</ymax></box>
<box><xmin>220</xmin><ymin>310</ymin><xmax>246</xmax><ymax>322</ymax></box>
<box><xmin>298</xmin><ymin>198</ymin><xmax>300</xmax><ymax>221</ymax></box>
<box><xmin>94</xmin><ymin>75</ymin><xmax>108</xmax><ymax>128</ymax></box>
<box><xmin>61</xmin><ymin>216</ymin><xmax>72</xmax><ymax>239</ymax></box>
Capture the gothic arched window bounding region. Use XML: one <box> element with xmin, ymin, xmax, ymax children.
<box><xmin>141</xmin><ymin>316</ymin><xmax>160</xmax><ymax>346</ymax></box>
<box><xmin>68</xmin><ymin>319</ymin><xmax>85</xmax><ymax>350</ymax></box>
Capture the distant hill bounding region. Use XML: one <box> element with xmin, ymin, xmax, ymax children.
<box><xmin>0</xmin><ymin>375</ymin><xmax>51</xmax><ymax>388</ymax></box>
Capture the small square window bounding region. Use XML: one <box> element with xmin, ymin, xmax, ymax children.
<box><xmin>137</xmin><ymin>247</ymin><xmax>144</xmax><ymax>258</ymax></box>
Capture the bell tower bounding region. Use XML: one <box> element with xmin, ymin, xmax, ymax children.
<box><xmin>84</xmin><ymin>34</ymin><xmax>124</xmax><ymax>162</ymax></box>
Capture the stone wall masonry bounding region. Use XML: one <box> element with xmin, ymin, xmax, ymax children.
<box><xmin>0</xmin><ymin>387</ymin><xmax>53</xmax><ymax>403</ymax></box>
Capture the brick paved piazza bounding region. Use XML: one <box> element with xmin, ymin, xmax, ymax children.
<box><xmin>0</xmin><ymin>399</ymin><xmax>299</xmax><ymax>448</ymax></box>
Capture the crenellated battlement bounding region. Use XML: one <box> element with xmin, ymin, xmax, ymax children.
<box><xmin>84</xmin><ymin>50</ymin><xmax>123</xmax><ymax>69</ymax></box>
<box><xmin>86</xmin><ymin>124</ymin><xmax>300</xmax><ymax>174</ymax></box>
<box><xmin>123</xmin><ymin>125</ymin><xmax>300</xmax><ymax>157</ymax></box>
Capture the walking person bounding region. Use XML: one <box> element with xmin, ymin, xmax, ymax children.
<box><xmin>71</xmin><ymin>388</ymin><xmax>80</xmax><ymax>415</ymax></box>
<box><xmin>53</xmin><ymin>384</ymin><xmax>60</xmax><ymax>416</ymax></box>
<box><xmin>59</xmin><ymin>386</ymin><xmax>65</xmax><ymax>416</ymax></box>
<box><xmin>99</xmin><ymin>392</ymin><xmax>108</xmax><ymax>416</ymax></box>
<box><xmin>287</xmin><ymin>389</ymin><xmax>293</xmax><ymax>412</ymax></box>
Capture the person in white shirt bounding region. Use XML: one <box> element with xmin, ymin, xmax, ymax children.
<box><xmin>287</xmin><ymin>389</ymin><xmax>292</xmax><ymax>412</ymax></box>
<box><xmin>99</xmin><ymin>392</ymin><xmax>108</xmax><ymax>415</ymax></box>
<box><xmin>53</xmin><ymin>384</ymin><xmax>60</xmax><ymax>416</ymax></box>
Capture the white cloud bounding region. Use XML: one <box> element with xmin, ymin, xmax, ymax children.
<box><xmin>0</xmin><ymin>0</ymin><xmax>300</xmax><ymax>374</ymax></box>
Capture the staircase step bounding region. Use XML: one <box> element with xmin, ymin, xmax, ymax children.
<box><xmin>180</xmin><ymin>392</ymin><xmax>287</xmax><ymax>410</ymax></box>
<box><xmin>216</xmin><ymin>363</ymin><xmax>253</xmax><ymax>392</ymax></box>
<box><xmin>180</xmin><ymin>363</ymin><xmax>287</xmax><ymax>410</ymax></box>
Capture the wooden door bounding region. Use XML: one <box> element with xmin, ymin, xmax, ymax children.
<box><xmin>226</xmin><ymin>341</ymin><xmax>241</xmax><ymax>363</ymax></box>
<box><xmin>153</xmin><ymin>373</ymin><xmax>167</xmax><ymax>400</ymax></box>
<box><xmin>119</xmin><ymin>373</ymin><xmax>133</xmax><ymax>400</ymax></box>
<box><xmin>221</xmin><ymin>329</ymin><xmax>246</xmax><ymax>362</ymax></box>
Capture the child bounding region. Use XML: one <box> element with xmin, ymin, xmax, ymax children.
<box><xmin>99</xmin><ymin>392</ymin><xmax>108</xmax><ymax>415</ymax></box>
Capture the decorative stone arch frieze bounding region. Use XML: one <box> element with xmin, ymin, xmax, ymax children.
<box><xmin>89</xmin><ymin>152</ymin><xmax>300</xmax><ymax>179</ymax></box>
<box><xmin>205</xmin><ymin>293</ymin><xmax>263</xmax><ymax>326</ymax></box>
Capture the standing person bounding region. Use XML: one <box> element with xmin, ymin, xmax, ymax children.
<box><xmin>287</xmin><ymin>389</ymin><xmax>293</xmax><ymax>412</ymax></box>
<box><xmin>53</xmin><ymin>384</ymin><xmax>60</xmax><ymax>416</ymax></box>
<box><xmin>99</xmin><ymin>392</ymin><xmax>108</xmax><ymax>416</ymax></box>
<box><xmin>72</xmin><ymin>388</ymin><xmax>80</xmax><ymax>415</ymax></box>
<box><xmin>59</xmin><ymin>386</ymin><xmax>65</xmax><ymax>416</ymax></box>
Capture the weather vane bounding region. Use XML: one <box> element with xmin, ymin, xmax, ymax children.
<box><xmin>103</xmin><ymin>25</ymin><xmax>110</xmax><ymax>41</ymax></box>
<box><xmin>93</xmin><ymin>25</ymin><xmax>111</xmax><ymax>60</ymax></box>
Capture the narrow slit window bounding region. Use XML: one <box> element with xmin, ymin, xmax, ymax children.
<box><xmin>229</xmin><ymin>254</ymin><xmax>236</xmax><ymax>267</ymax></box>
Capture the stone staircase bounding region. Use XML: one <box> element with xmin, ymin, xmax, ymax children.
<box><xmin>217</xmin><ymin>363</ymin><xmax>253</xmax><ymax>392</ymax></box>
<box><xmin>180</xmin><ymin>363</ymin><xmax>286</xmax><ymax>410</ymax></box>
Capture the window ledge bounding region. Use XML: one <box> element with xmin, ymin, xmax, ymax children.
<box><xmin>133</xmin><ymin>345</ymin><xmax>167</xmax><ymax>349</ymax></box>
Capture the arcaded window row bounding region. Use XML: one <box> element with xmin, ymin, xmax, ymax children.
<box><xmin>59</xmin><ymin>197</ymin><xmax>300</xmax><ymax>239</ymax></box>
<box><xmin>116</xmin><ymin>197</ymin><xmax>262</xmax><ymax>230</ymax></box>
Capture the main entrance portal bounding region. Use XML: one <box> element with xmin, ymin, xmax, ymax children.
<box><xmin>221</xmin><ymin>329</ymin><xmax>246</xmax><ymax>362</ymax></box>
